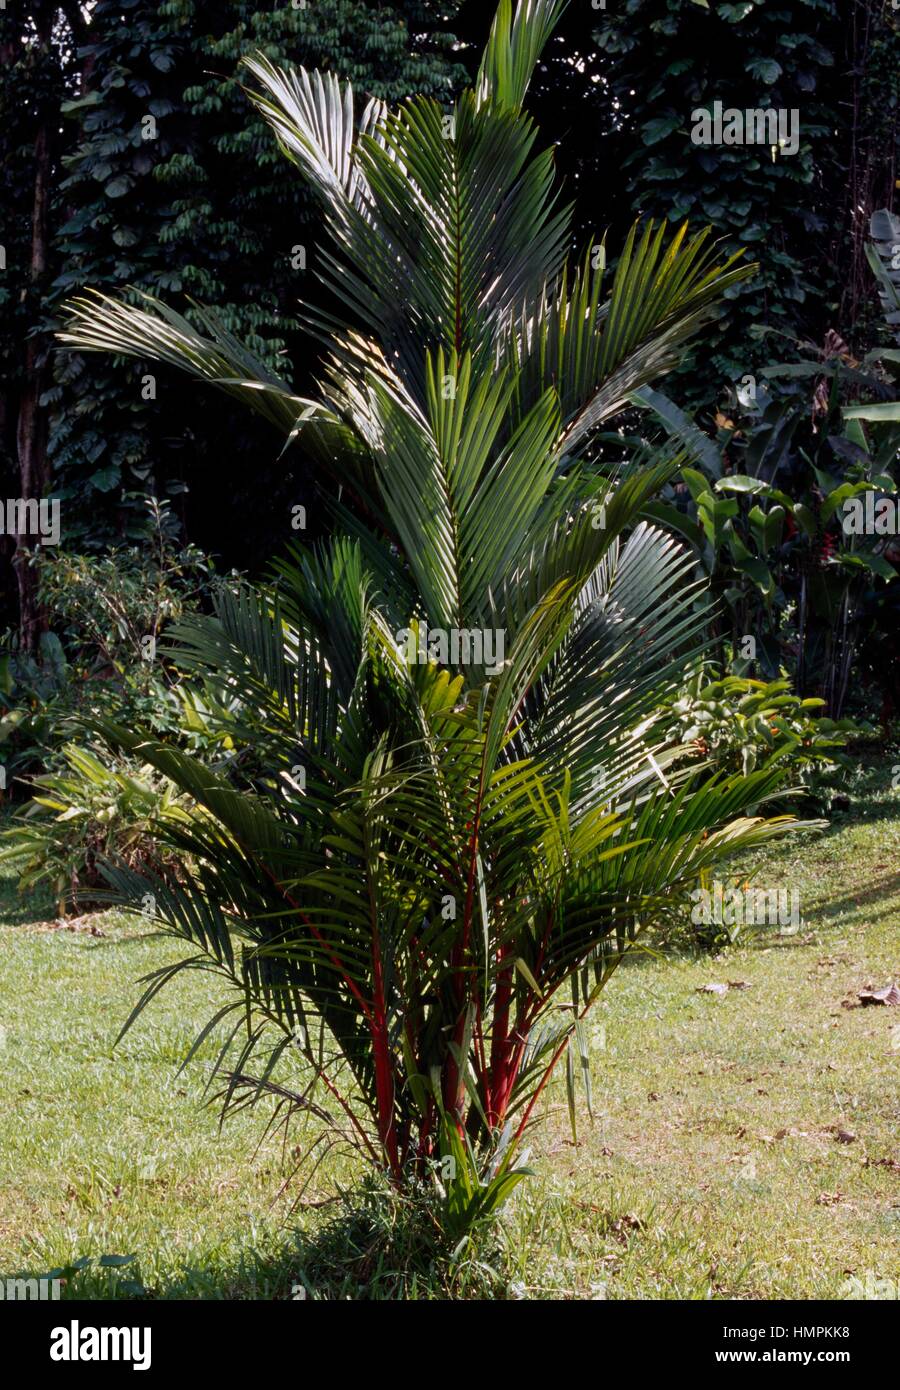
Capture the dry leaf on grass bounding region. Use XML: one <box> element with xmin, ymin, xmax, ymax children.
<box><xmin>610</xmin><ymin>1213</ymin><xmax>645</xmax><ymax>1244</ymax></box>
<box><xmin>45</xmin><ymin>916</ymin><xmax>106</xmax><ymax>937</ymax></box>
<box><xmin>858</xmin><ymin>983</ymin><xmax>900</xmax><ymax>1006</ymax></box>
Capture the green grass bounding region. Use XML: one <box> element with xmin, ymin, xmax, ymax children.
<box><xmin>1</xmin><ymin>758</ymin><xmax>898</xmax><ymax>1299</ymax></box>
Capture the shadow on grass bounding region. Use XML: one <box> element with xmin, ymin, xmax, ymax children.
<box><xmin>804</xmin><ymin>867</ymin><xmax>900</xmax><ymax>916</ymax></box>
<box><xmin>814</xmin><ymin>796</ymin><xmax>900</xmax><ymax>833</ymax></box>
<box><xmin>46</xmin><ymin>1192</ymin><xmax>504</xmax><ymax>1301</ymax></box>
<box><xmin>0</xmin><ymin>870</ymin><xmax>169</xmax><ymax>947</ymax></box>
<box><xmin>0</xmin><ymin>879</ymin><xmax>57</xmax><ymax>928</ymax></box>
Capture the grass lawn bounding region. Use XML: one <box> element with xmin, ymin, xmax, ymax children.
<box><xmin>1</xmin><ymin>759</ymin><xmax>898</xmax><ymax>1300</ymax></box>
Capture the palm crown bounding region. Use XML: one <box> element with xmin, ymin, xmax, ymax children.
<box><xmin>59</xmin><ymin>0</ymin><xmax>808</xmax><ymax>1205</ymax></box>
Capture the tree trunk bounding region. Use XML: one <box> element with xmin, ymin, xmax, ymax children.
<box><xmin>12</xmin><ymin>10</ymin><xmax>54</xmax><ymax>653</ymax></box>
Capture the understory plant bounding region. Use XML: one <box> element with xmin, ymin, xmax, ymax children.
<box><xmin>665</xmin><ymin>668</ymin><xmax>866</xmax><ymax>781</ymax></box>
<box><xmin>59</xmin><ymin>0</ymin><xmax>817</xmax><ymax>1221</ymax></box>
<box><xmin>0</xmin><ymin>499</ymin><xmax>219</xmax><ymax>790</ymax></box>
<box><xmin>0</xmin><ymin>744</ymin><xmax>189</xmax><ymax>914</ymax></box>
<box><xmin>638</xmin><ymin>220</ymin><xmax>900</xmax><ymax>718</ymax></box>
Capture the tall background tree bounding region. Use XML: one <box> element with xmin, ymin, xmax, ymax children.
<box><xmin>0</xmin><ymin>2</ymin><xmax>86</xmax><ymax>650</ymax></box>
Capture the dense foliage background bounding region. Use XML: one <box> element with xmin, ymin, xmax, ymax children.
<box><xmin>1</xmin><ymin>0</ymin><xmax>898</xmax><ymax>700</ymax></box>
<box><xmin>1</xmin><ymin>0</ymin><xmax>469</xmax><ymax>632</ymax></box>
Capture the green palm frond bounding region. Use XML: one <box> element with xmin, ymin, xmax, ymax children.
<box><xmin>476</xmin><ymin>0</ymin><xmax>568</xmax><ymax>114</ymax></box>
<box><xmin>507</xmin><ymin>222</ymin><xmax>753</xmax><ymax>457</ymax></box>
<box><xmin>59</xmin><ymin>289</ymin><xmax>322</xmax><ymax>435</ymax></box>
<box><xmin>528</xmin><ymin>521</ymin><xmax>711</xmax><ymax>806</ymax></box>
<box><xmin>241</xmin><ymin>55</ymin><xmax>385</xmax><ymax>215</ymax></box>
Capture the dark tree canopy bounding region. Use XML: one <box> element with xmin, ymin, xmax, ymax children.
<box><xmin>1</xmin><ymin>0</ymin><xmax>896</xmax><ymax>640</ymax></box>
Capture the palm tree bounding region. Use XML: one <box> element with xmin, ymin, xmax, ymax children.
<box><xmin>59</xmin><ymin>0</ymin><xmax>811</xmax><ymax>1215</ymax></box>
